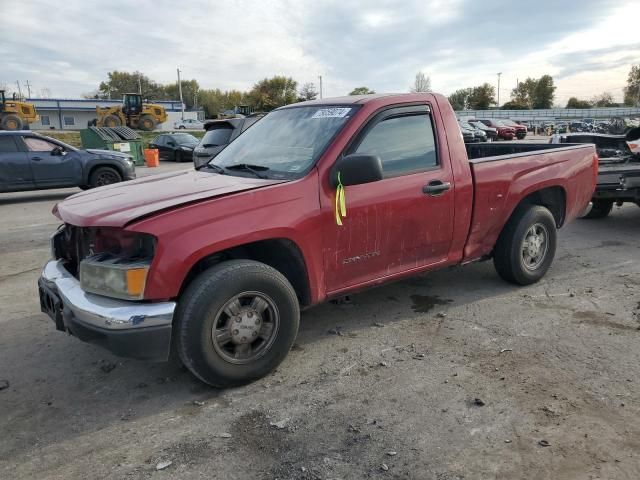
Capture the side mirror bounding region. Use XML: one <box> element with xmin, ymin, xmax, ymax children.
<box><xmin>330</xmin><ymin>154</ymin><xmax>383</xmax><ymax>188</ymax></box>
<box><xmin>167</xmin><ymin>141</ymin><xmax>176</xmax><ymax>147</ymax></box>
<box><xmin>51</xmin><ymin>146</ymin><xmax>64</xmax><ymax>156</ymax></box>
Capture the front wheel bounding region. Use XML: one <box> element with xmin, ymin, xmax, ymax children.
<box><xmin>176</xmin><ymin>260</ymin><xmax>300</xmax><ymax>387</ymax></box>
<box><xmin>89</xmin><ymin>166</ymin><xmax>122</xmax><ymax>188</ymax></box>
<box><xmin>493</xmin><ymin>205</ymin><xmax>557</xmax><ymax>285</ymax></box>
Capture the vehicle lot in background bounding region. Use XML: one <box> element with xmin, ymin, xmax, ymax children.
<box><xmin>148</xmin><ymin>132</ymin><xmax>199</xmax><ymax>162</ymax></box>
<box><xmin>475</xmin><ymin>119</ymin><xmax>515</xmax><ymax>140</ymax></box>
<box><xmin>1</xmin><ymin>174</ymin><xmax>639</xmax><ymax>478</ymax></box>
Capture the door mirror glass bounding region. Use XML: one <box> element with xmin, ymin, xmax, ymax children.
<box><xmin>167</xmin><ymin>141</ymin><xmax>176</xmax><ymax>147</ymax></box>
<box><xmin>330</xmin><ymin>154</ymin><xmax>383</xmax><ymax>188</ymax></box>
<box><xmin>51</xmin><ymin>146</ymin><xmax>65</xmax><ymax>156</ymax></box>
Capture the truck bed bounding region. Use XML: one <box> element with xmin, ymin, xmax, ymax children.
<box><xmin>463</xmin><ymin>143</ymin><xmax>596</xmax><ymax>261</ymax></box>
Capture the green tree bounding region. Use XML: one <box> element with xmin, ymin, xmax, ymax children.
<box><xmin>165</xmin><ymin>79</ymin><xmax>200</xmax><ymax>109</ymax></box>
<box><xmin>349</xmin><ymin>86</ymin><xmax>375</xmax><ymax>95</ymax></box>
<box><xmin>98</xmin><ymin>71</ymin><xmax>167</xmax><ymax>101</ymax></box>
<box><xmin>590</xmin><ymin>92</ymin><xmax>616</xmax><ymax>107</ymax></box>
<box><xmin>447</xmin><ymin>88</ymin><xmax>472</xmax><ymax>110</ymax></box>
<box><xmin>198</xmin><ymin>88</ymin><xmax>247</xmax><ymax>118</ymax></box>
<box><xmin>410</xmin><ymin>72</ymin><xmax>431</xmax><ymax>93</ymax></box>
<box><xmin>298</xmin><ymin>82</ymin><xmax>318</xmax><ymax>101</ymax></box>
<box><xmin>566</xmin><ymin>97</ymin><xmax>592</xmax><ymax>109</ymax></box>
<box><xmin>247</xmin><ymin>76</ymin><xmax>298</xmax><ymax>111</ymax></box>
<box><xmin>509</xmin><ymin>76</ymin><xmax>556</xmax><ymax>109</ymax></box>
<box><xmin>624</xmin><ymin>65</ymin><xmax>640</xmax><ymax>106</ymax></box>
<box><xmin>501</xmin><ymin>100</ymin><xmax>529</xmax><ymax>110</ymax></box>
<box><xmin>468</xmin><ymin>83</ymin><xmax>496</xmax><ymax>109</ymax></box>
<box><xmin>532</xmin><ymin>75</ymin><xmax>556</xmax><ymax>109</ymax></box>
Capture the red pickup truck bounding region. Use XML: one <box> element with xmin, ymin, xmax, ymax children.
<box><xmin>39</xmin><ymin>93</ymin><xmax>597</xmax><ymax>387</ymax></box>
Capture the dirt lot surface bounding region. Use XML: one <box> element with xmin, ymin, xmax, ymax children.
<box><xmin>1</xmin><ymin>161</ymin><xmax>639</xmax><ymax>480</ymax></box>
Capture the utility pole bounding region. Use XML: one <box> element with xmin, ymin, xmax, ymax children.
<box><xmin>138</xmin><ymin>74</ymin><xmax>142</xmax><ymax>95</ymax></box>
<box><xmin>177</xmin><ymin>68</ymin><xmax>184</xmax><ymax>120</ymax></box>
<box><xmin>25</xmin><ymin>80</ymin><xmax>32</xmax><ymax>99</ymax></box>
<box><xmin>496</xmin><ymin>72</ymin><xmax>502</xmax><ymax>108</ymax></box>
<box><xmin>318</xmin><ymin>75</ymin><xmax>323</xmax><ymax>100</ymax></box>
<box><xmin>194</xmin><ymin>87</ymin><xmax>199</xmax><ymax>110</ymax></box>
<box><xmin>16</xmin><ymin>80</ymin><xmax>22</xmax><ymax>99</ymax></box>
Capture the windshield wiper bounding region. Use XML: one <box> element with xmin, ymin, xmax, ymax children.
<box><xmin>202</xmin><ymin>143</ymin><xmax>219</xmax><ymax>148</ymax></box>
<box><xmin>197</xmin><ymin>162</ymin><xmax>225</xmax><ymax>173</ymax></box>
<box><xmin>224</xmin><ymin>163</ymin><xmax>269</xmax><ymax>179</ymax></box>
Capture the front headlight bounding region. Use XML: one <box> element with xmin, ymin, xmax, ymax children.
<box><xmin>80</xmin><ymin>255</ymin><xmax>150</xmax><ymax>300</ymax></box>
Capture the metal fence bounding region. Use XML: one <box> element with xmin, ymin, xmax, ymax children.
<box><xmin>456</xmin><ymin>107</ymin><xmax>640</xmax><ymax>121</ymax></box>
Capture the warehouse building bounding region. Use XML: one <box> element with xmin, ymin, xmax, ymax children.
<box><xmin>27</xmin><ymin>98</ymin><xmax>204</xmax><ymax>131</ymax></box>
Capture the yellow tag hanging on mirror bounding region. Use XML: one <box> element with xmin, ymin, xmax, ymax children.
<box><xmin>335</xmin><ymin>172</ymin><xmax>347</xmax><ymax>226</ymax></box>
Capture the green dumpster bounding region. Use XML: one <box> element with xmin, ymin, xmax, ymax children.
<box><xmin>80</xmin><ymin>126</ymin><xmax>145</xmax><ymax>166</ymax></box>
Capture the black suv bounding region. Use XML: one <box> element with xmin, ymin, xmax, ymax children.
<box><xmin>0</xmin><ymin>131</ymin><xmax>135</xmax><ymax>193</ymax></box>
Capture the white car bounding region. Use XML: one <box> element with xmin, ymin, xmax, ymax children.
<box><xmin>173</xmin><ymin>118</ymin><xmax>204</xmax><ymax>130</ymax></box>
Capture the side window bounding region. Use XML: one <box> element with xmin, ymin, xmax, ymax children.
<box><xmin>354</xmin><ymin>114</ymin><xmax>437</xmax><ymax>177</ymax></box>
<box><xmin>0</xmin><ymin>136</ymin><xmax>20</xmax><ymax>153</ymax></box>
<box><xmin>24</xmin><ymin>137</ymin><xmax>57</xmax><ymax>152</ymax></box>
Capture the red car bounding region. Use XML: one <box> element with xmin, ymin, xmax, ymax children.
<box><xmin>39</xmin><ymin>93</ymin><xmax>597</xmax><ymax>387</ymax></box>
<box><xmin>501</xmin><ymin>119</ymin><xmax>528</xmax><ymax>139</ymax></box>
<box><xmin>476</xmin><ymin>119</ymin><xmax>516</xmax><ymax>140</ymax></box>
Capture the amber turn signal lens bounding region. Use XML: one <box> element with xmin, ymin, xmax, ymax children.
<box><xmin>126</xmin><ymin>267</ymin><xmax>149</xmax><ymax>297</ymax></box>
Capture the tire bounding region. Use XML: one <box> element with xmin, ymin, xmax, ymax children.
<box><xmin>1</xmin><ymin>114</ymin><xmax>23</xmax><ymax>131</ymax></box>
<box><xmin>178</xmin><ymin>126</ymin><xmax>185</xmax><ymax>129</ymax></box>
<box><xmin>493</xmin><ymin>205</ymin><xmax>557</xmax><ymax>285</ymax></box>
<box><xmin>79</xmin><ymin>185</ymin><xmax>90</xmax><ymax>191</ymax></box>
<box><xmin>580</xmin><ymin>200</ymin><xmax>613</xmax><ymax>219</ymax></box>
<box><xmin>89</xmin><ymin>166</ymin><xmax>122</xmax><ymax>188</ymax></box>
<box><xmin>138</xmin><ymin>115</ymin><xmax>156</xmax><ymax>131</ymax></box>
<box><xmin>176</xmin><ymin>260</ymin><xmax>300</xmax><ymax>388</ymax></box>
<box><xmin>103</xmin><ymin>115</ymin><xmax>122</xmax><ymax>128</ymax></box>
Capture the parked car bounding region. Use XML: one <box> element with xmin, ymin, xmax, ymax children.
<box><xmin>174</xmin><ymin>118</ymin><xmax>204</xmax><ymax>130</ymax></box>
<box><xmin>500</xmin><ymin>120</ymin><xmax>527</xmax><ymax>139</ymax></box>
<box><xmin>475</xmin><ymin>119</ymin><xmax>515</xmax><ymax>140</ymax></box>
<box><xmin>459</xmin><ymin>126</ymin><xmax>476</xmax><ymax>143</ymax></box>
<box><xmin>39</xmin><ymin>93</ymin><xmax>597</xmax><ymax>387</ymax></box>
<box><xmin>459</xmin><ymin>120</ymin><xmax>487</xmax><ymax>142</ymax></box>
<box><xmin>551</xmin><ymin>127</ymin><xmax>640</xmax><ymax>218</ymax></box>
<box><xmin>0</xmin><ymin>131</ymin><xmax>135</xmax><ymax>193</ymax></box>
<box><xmin>468</xmin><ymin>120</ymin><xmax>498</xmax><ymax>141</ymax></box>
<box><xmin>193</xmin><ymin>115</ymin><xmax>264</xmax><ymax>169</ymax></box>
<box><xmin>148</xmin><ymin>133</ymin><xmax>199</xmax><ymax>162</ymax></box>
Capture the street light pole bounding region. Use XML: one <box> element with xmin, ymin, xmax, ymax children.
<box><xmin>497</xmin><ymin>72</ymin><xmax>502</xmax><ymax>108</ymax></box>
<box><xmin>177</xmin><ymin>68</ymin><xmax>184</xmax><ymax>120</ymax></box>
<box><xmin>318</xmin><ymin>75</ymin><xmax>323</xmax><ymax>100</ymax></box>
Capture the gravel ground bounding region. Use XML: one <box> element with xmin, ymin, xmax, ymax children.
<box><xmin>0</xmin><ymin>162</ymin><xmax>639</xmax><ymax>480</ymax></box>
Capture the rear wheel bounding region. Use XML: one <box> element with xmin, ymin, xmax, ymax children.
<box><xmin>138</xmin><ymin>115</ymin><xmax>156</xmax><ymax>131</ymax></box>
<box><xmin>580</xmin><ymin>200</ymin><xmax>613</xmax><ymax>219</ymax></box>
<box><xmin>103</xmin><ymin>115</ymin><xmax>122</xmax><ymax>128</ymax></box>
<box><xmin>1</xmin><ymin>114</ymin><xmax>23</xmax><ymax>131</ymax></box>
<box><xmin>493</xmin><ymin>205</ymin><xmax>557</xmax><ymax>285</ymax></box>
<box><xmin>176</xmin><ymin>260</ymin><xmax>300</xmax><ymax>387</ymax></box>
<box><xmin>89</xmin><ymin>166</ymin><xmax>122</xmax><ymax>188</ymax></box>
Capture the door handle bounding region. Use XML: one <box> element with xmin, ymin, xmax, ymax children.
<box><xmin>32</xmin><ymin>157</ymin><xmax>42</xmax><ymax>161</ymax></box>
<box><xmin>423</xmin><ymin>180</ymin><xmax>451</xmax><ymax>196</ymax></box>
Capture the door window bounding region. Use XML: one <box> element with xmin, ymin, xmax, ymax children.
<box><xmin>24</xmin><ymin>137</ymin><xmax>57</xmax><ymax>152</ymax></box>
<box><xmin>354</xmin><ymin>113</ymin><xmax>438</xmax><ymax>176</ymax></box>
<box><xmin>0</xmin><ymin>136</ymin><xmax>20</xmax><ymax>152</ymax></box>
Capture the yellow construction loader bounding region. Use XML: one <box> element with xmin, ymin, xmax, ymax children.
<box><xmin>94</xmin><ymin>93</ymin><xmax>168</xmax><ymax>131</ymax></box>
<box><xmin>0</xmin><ymin>90</ymin><xmax>39</xmax><ymax>130</ymax></box>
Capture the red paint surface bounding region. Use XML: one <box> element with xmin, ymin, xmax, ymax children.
<box><xmin>53</xmin><ymin>93</ymin><xmax>597</xmax><ymax>303</ymax></box>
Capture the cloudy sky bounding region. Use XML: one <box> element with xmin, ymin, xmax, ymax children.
<box><xmin>2</xmin><ymin>0</ymin><xmax>639</xmax><ymax>105</ymax></box>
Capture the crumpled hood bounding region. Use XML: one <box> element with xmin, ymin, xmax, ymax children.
<box><xmin>54</xmin><ymin>170</ymin><xmax>286</xmax><ymax>227</ymax></box>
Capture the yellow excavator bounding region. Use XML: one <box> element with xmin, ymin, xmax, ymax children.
<box><xmin>0</xmin><ymin>90</ymin><xmax>39</xmax><ymax>130</ymax></box>
<box><xmin>94</xmin><ymin>93</ymin><xmax>168</xmax><ymax>131</ymax></box>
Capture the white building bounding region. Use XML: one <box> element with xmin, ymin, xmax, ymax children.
<box><xmin>27</xmin><ymin>98</ymin><xmax>204</xmax><ymax>131</ymax></box>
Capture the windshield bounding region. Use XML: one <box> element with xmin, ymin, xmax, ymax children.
<box><xmin>200</xmin><ymin>127</ymin><xmax>233</xmax><ymax>147</ymax></box>
<box><xmin>501</xmin><ymin>120</ymin><xmax>517</xmax><ymax>126</ymax></box>
<box><xmin>173</xmin><ymin>133</ymin><xmax>199</xmax><ymax>146</ymax></box>
<box><xmin>210</xmin><ymin>105</ymin><xmax>358</xmax><ymax>178</ymax></box>
<box><xmin>459</xmin><ymin>121</ymin><xmax>474</xmax><ymax>130</ymax></box>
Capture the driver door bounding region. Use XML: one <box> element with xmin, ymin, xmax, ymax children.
<box><xmin>22</xmin><ymin>136</ymin><xmax>79</xmax><ymax>188</ymax></box>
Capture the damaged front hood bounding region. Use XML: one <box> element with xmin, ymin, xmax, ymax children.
<box><xmin>54</xmin><ymin>170</ymin><xmax>286</xmax><ymax>227</ymax></box>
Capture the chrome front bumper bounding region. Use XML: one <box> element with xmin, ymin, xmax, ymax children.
<box><xmin>39</xmin><ymin>260</ymin><xmax>176</xmax><ymax>361</ymax></box>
